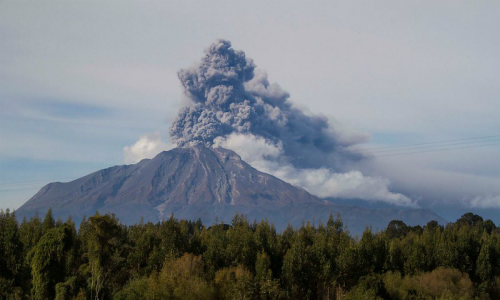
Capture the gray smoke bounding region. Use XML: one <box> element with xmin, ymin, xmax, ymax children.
<box><xmin>169</xmin><ymin>39</ymin><xmax>363</xmax><ymax>170</ymax></box>
<box><xmin>166</xmin><ymin>39</ymin><xmax>416</xmax><ymax>206</ymax></box>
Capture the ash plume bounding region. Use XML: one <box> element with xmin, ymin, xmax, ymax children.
<box><xmin>169</xmin><ymin>39</ymin><xmax>362</xmax><ymax>170</ymax></box>
<box><xmin>168</xmin><ymin>39</ymin><xmax>415</xmax><ymax>206</ymax></box>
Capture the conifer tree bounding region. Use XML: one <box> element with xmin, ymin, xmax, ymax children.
<box><xmin>42</xmin><ymin>208</ymin><xmax>55</xmax><ymax>234</ymax></box>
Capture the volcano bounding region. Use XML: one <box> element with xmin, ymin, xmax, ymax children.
<box><xmin>16</xmin><ymin>146</ymin><xmax>445</xmax><ymax>234</ymax></box>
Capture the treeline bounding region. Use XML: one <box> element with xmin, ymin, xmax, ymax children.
<box><xmin>1</xmin><ymin>209</ymin><xmax>499</xmax><ymax>300</ymax></box>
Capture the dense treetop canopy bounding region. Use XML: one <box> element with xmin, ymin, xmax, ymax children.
<box><xmin>1</xmin><ymin>208</ymin><xmax>499</xmax><ymax>300</ymax></box>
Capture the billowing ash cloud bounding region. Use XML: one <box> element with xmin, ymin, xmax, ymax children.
<box><xmin>169</xmin><ymin>39</ymin><xmax>363</xmax><ymax>170</ymax></box>
<box><xmin>215</xmin><ymin>133</ymin><xmax>417</xmax><ymax>207</ymax></box>
<box><xmin>168</xmin><ymin>39</ymin><xmax>416</xmax><ymax>207</ymax></box>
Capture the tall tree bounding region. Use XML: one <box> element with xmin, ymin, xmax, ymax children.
<box><xmin>255</xmin><ymin>251</ymin><xmax>281</xmax><ymax>299</ymax></box>
<box><xmin>80</xmin><ymin>214</ymin><xmax>125</xmax><ymax>300</ymax></box>
<box><xmin>42</xmin><ymin>208</ymin><xmax>55</xmax><ymax>234</ymax></box>
<box><xmin>28</xmin><ymin>225</ymin><xmax>74</xmax><ymax>300</ymax></box>
<box><xmin>0</xmin><ymin>209</ymin><xmax>23</xmax><ymax>298</ymax></box>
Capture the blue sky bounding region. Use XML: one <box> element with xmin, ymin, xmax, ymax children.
<box><xmin>1</xmin><ymin>1</ymin><xmax>499</xmax><ymax>222</ymax></box>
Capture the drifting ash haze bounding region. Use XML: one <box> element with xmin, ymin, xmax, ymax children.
<box><xmin>149</xmin><ymin>39</ymin><xmax>414</xmax><ymax>207</ymax></box>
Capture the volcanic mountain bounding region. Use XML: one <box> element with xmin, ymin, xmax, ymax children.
<box><xmin>16</xmin><ymin>146</ymin><xmax>445</xmax><ymax>234</ymax></box>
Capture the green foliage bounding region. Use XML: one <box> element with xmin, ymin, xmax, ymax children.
<box><xmin>0</xmin><ymin>209</ymin><xmax>23</xmax><ymax>283</ymax></box>
<box><xmin>202</xmin><ymin>221</ymin><xmax>231</xmax><ymax>278</ymax></box>
<box><xmin>343</xmin><ymin>274</ymin><xmax>387</xmax><ymax>300</ymax></box>
<box><xmin>282</xmin><ymin>222</ymin><xmax>322</xmax><ymax>298</ymax></box>
<box><xmin>0</xmin><ymin>210</ymin><xmax>25</xmax><ymax>300</ymax></box>
<box><xmin>386</xmin><ymin>220</ymin><xmax>409</xmax><ymax>240</ymax></box>
<box><xmin>215</xmin><ymin>265</ymin><xmax>254</xmax><ymax>300</ymax></box>
<box><xmin>226</xmin><ymin>214</ymin><xmax>258</xmax><ymax>270</ymax></box>
<box><xmin>457</xmin><ymin>212</ymin><xmax>484</xmax><ymax>228</ymax></box>
<box><xmin>115</xmin><ymin>253</ymin><xmax>215</xmax><ymax>300</ymax></box>
<box><xmin>384</xmin><ymin>267</ymin><xmax>475</xmax><ymax>300</ymax></box>
<box><xmin>80</xmin><ymin>214</ymin><xmax>127</xmax><ymax>299</ymax></box>
<box><xmin>126</xmin><ymin>220</ymin><xmax>160</xmax><ymax>275</ymax></box>
<box><xmin>55</xmin><ymin>276</ymin><xmax>77</xmax><ymax>300</ymax></box>
<box><xmin>1</xmin><ymin>210</ymin><xmax>500</xmax><ymax>299</ymax></box>
<box><xmin>255</xmin><ymin>251</ymin><xmax>281</xmax><ymax>299</ymax></box>
<box><xmin>160</xmin><ymin>253</ymin><xmax>215</xmax><ymax>299</ymax></box>
<box><xmin>42</xmin><ymin>208</ymin><xmax>55</xmax><ymax>234</ymax></box>
<box><xmin>19</xmin><ymin>214</ymin><xmax>43</xmax><ymax>256</ymax></box>
<box><xmin>158</xmin><ymin>215</ymin><xmax>187</xmax><ymax>260</ymax></box>
<box><xmin>113</xmin><ymin>276</ymin><xmax>149</xmax><ymax>300</ymax></box>
<box><xmin>28</xmin><ymin>225</ymin><xmax>74</xmax><ymax>300</ymax></box>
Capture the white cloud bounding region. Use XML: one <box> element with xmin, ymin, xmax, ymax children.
<box><xmin>215</xmin><ymin>133</ymin><xmax>417</xmax><ymax>207</ymax></box>
<box><xmin>469</xmin><ymin>195</ymin><xmax>500</xmax><ymax>209</ymax></box>
<box><xmin>214</xmin><ymin>133</ymin><xmax>282</xmax><ymax>167</ymax></box>
<box><xmin>123</xmin><ymin>132</ymin><xmax>173</xmax><ymax>164</ymax></box>
<box><xmin>366</xmin><ymin>148</ymin><xmax>500</xmax><ymax>208</ymax></box>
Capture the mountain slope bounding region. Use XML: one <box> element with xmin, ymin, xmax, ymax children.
<box><xmin>16</xmin><ymin>146</ymin><xmax>445</xmax><ymax>234</ymax></box>
<box><xmin>16</xmin><ymin>146</ymin><xmax>318</xmax><ymax>223</ymax></box>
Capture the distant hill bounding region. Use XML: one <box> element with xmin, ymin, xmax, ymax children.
<box><xmin>16</xmin><ymin>146</ymin><xmax>445</xmax><ymax>235</ymax></box>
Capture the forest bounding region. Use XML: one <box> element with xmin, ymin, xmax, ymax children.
<box><xmin>1</xmin><ymin>209</ymin><xmax>499</xmax><ymax>300</ymax></box>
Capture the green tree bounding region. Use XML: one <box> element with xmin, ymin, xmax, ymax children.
<box><xmin>0</xmin><ymin>209</ymin><xmax>23</xmax><ymax>299</ymax></box>
<box><xmin>81</xmin><ymin>214</ymin><xmax>126</xmax><ymax>300</ymax></box>
<box><xmin>336</xmin><ymin>239</ymin><xmax>361</xmax><ymax>290</ymax></box>
<box><xmin>254</xmin><ymin>219</ymin><xmax>280</xmax><ymax>278</ymax></box>
<box><xmin>282</xmin><ymin>222</ymin><xmax>322</xmax><ymax>299</ymax></box>
<box><xmin>42</xmin><ymin>208</ymin><xmax>55</xmax><ymax>234</ymax></box>
<box><xmin>28</xmin><ymin>225</ymin><xmax>75</xmax><ymax>300</ymax></box>
<box><xmin>226</xmin><ymin>214</ymin><xmax>257</xmax><ymax>270</ymax></box>
<box><xmin>127</xmin><ymin>220</ymin><xmax>160</xmax><ymax>275</ymax></box>
<box><xmin>55</xmin><ymin>276</ymin><xmax>78</xmax><ymax>300</ymax></box>
<box><xmin>215</xmin><ymin>264</ymin><xmax>254</xmax><ymax>300</ymax></box>
<box><xmin>112</xmin><ymin>276</ymin><xmax>149</xmax><ymax>300</ymax></box>
<box><xmin>476</xmin><ymin>233</ymin><xmax>494</xmax><ymax>293</ymax></box>
<box><xmin>386</xmin><ymin>220</ymin><xmax>408</xmax><ymax>240</ymax></box>
<box><xmin>255</xmin><ymin>251</ymin><xmax>281</xmax><ymax>299</ymax></box>
<box><xmin>202</xmin><ymin>222</ymin><xmax>231</xmax><ymax>278</ymax></box>
<box><xmin>384</xmin><ymin>267</ymin><xmax>475</xmax><ymax>300</ymax></box>
<box><xmin>159</xmin><ymin>253</ymin><xmax>215</xmax><ymax>300</ymax></box>
<box><xmin>158</xmin><ymin>215</ymin><xmax>187</xmax><ymax>261</ymax></box>
<box><xmin>344</xmin><ymin>275</ymin><xmax>387</xmax><ymax>300</ymax></box>
<box><xmin>19</xmin><ymin>214</ymin><xmax>43</xmax><ymax>254</ymax></box>
<box><xmin>456</xmin><ymin>212</ymin><xmax>483</xmax><ymax>228</ymax></box>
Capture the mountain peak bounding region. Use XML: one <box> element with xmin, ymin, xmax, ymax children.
<box><xmin>16</xmin><ymin>146</ymin><xmax>319</xmax><ymax>225</ymax></box>
<box><xmin>16</xmin><ymin>146</ymin><xmax>445</xmax><ymax>234</ymax></box>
